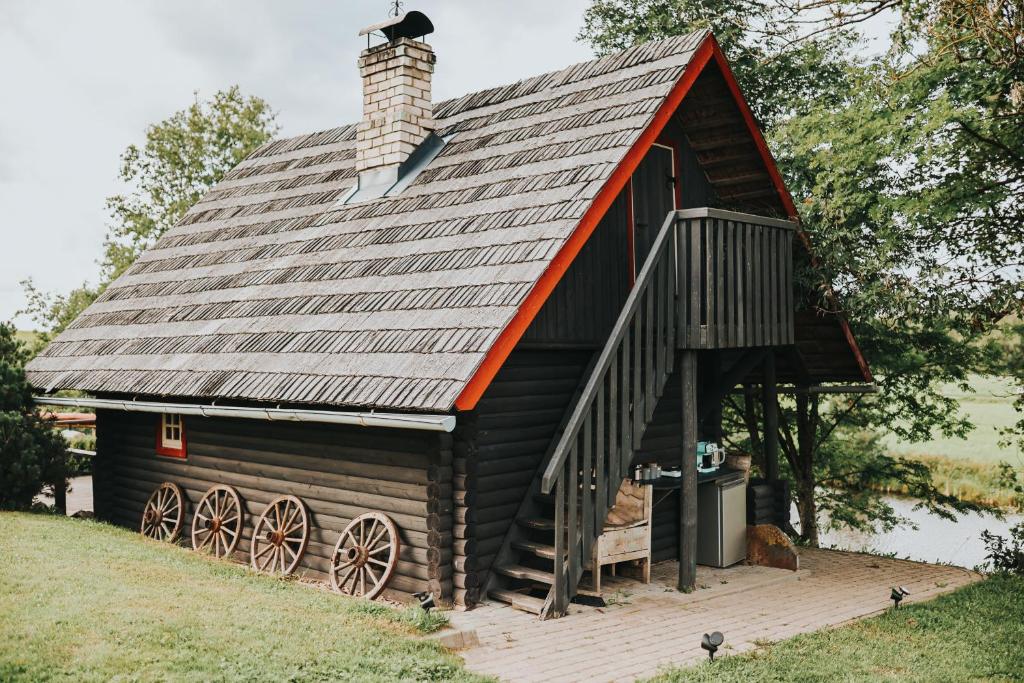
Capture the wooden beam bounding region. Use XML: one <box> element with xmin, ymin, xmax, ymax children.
<box><xmin>762</xmin><ymin>352</ymin><xmax>779</xmax><ymax>482</ymax></box>
<box><xmin>679</xmin><ymin>350</ymin><xmax>698</xmax><ymax>591</ymax></box>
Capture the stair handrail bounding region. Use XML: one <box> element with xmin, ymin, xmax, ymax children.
<box><xmin>540</xmin><ymin>209</ymin><xmax>680</xmax><ymax>495</ymax></box>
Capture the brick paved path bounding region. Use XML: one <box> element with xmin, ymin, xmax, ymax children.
<box><xmin>448</xmin><ymin>548</ymin><xmax>980</xmax><ymax>682</ymax></box>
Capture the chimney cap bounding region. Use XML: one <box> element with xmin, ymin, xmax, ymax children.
<box><xmin>358</xmin><ymin>10</ymin><xmax>434</xmax><ymax>41</ymax></box>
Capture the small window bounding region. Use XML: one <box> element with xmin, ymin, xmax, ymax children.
<box><xmin>156</xmin><ymin>413</ymin><xmax>186</xmax><ymax>458</ymax></box>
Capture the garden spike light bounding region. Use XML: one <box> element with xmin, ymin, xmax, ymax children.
<box><xmin>890</xmin><ymin>586</ymin><xmax>910</xmax><ymax>609</ymax></box>
<box><xmin>701</xmin><ymin>631</ymin><xmax>725</xmax><ymax>662</ymax></box>
<box><xmin>413</xmin><ymin>590</ymin><xmax>435</xmax><ymax>613</ymax></box>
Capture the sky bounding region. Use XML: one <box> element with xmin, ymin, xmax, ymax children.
<box><xmin>0</xmin><ymin>0</ymin><xmax>595</xmax><ymax>328</ymax></box>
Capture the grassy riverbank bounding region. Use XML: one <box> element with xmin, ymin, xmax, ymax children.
<box><xmin>0</xmin><ymin>512</ymin><xmax>485</xmax><ymax>682</ymax></box>
<box><xmin>884</xmin><ymin>375</ymin><xmax>1023</xmax><ymax>510</ymax></box>
<box><xmin>651</xmin><ymin>573</ymin><xmax>1024</xmax><ymax>682</ymax></box>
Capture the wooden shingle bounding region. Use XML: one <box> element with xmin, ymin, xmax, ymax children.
<box><xmin>26</xmin><ymin>32</ymin><xmax>707</xmax><ymax>411</ymax></box>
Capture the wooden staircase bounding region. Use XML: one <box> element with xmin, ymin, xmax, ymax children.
<box><xmin>485</xmin><ymin>210</ymin><xmax>681</xmax><ymax>618</ymax></box>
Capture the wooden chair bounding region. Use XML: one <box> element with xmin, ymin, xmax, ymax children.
<box><xmin>585</xmin><ymin>480</ymin><xmax>653</xmax><ymax>594</ymax></box>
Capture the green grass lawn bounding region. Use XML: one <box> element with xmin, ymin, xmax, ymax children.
<box><xmin>0</xmin><ymin>512</ymin><xmax>487</xmax><ymax>683</ymax></box>
<box><xmin>650</xmin><ymin>573</ymin><xmax>1024</xmax><ymax>682</ymax></box>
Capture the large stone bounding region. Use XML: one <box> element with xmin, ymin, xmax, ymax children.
<box><xmin>746</xmin><ymin>524</ymin><xmax>799</xmax><ymax>571</ymax></box>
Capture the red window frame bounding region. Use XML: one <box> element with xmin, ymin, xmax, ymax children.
<box><xmin>156</xmin><ymin>413</ymin><xmax>187</xmax><ymax>459</ymax></box>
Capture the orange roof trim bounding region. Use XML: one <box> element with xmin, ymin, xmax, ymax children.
<box><xmin>455</xmin><ymin>34</ymin><xmax>869</xmax><ymax>411</ymax></box>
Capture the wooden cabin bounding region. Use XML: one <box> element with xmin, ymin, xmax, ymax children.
<box><xmin>27</xmin><ymin>12</ymin><xmax>871</xmax><ymax>617</ymax></box>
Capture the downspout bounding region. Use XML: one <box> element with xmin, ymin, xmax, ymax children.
<box><xmin>33</xmin><ymin>396</ymin><xmax>455</xmax><ymax>433</ymax></box>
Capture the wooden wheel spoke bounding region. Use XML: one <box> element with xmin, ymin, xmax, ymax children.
<box><xmin>193</xmin><ymin>486</ymin><xmax>243</xmax><ymax>557</ymax></box>
<box><xmin>197</xmin><ymin>529</ymin><xmax>215</xmax><ymax>549</ymax></box>
<box><xmin>366</xmin><ymin>557</ymin><xmax>390</xmax><ymax>568</ymax></box>
<box><xmin>248</xmin><ymin>495</ymin><xmax>306</xmax><ymax>576</ymax></box>
<box><xmin>337</xmin><ymin>566</ymin><xmax>358</xmax><ymax>592</ymax></box>
<box><xmin>367</xmin><ymin>544</ymin><xmax>392</xmax><ymax>556</ymax></box>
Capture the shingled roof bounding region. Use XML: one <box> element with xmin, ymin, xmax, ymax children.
<box><xmin>30</xmin><ymin>29</ymin><xmax>855</xmax><ymax>413</ymax></box>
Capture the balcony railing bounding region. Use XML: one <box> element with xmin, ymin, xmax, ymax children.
<box><xmin>676</xmin><ymin>208</ymin><xmax>796</xmax><ymax>349</ymax></box>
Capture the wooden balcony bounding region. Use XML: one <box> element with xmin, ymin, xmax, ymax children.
<box><xmin>675</xmin><ymin>208</ymin><xmax>796</xmax><ymax>349</ymax></box>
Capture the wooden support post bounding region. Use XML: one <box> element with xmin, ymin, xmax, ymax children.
<box><xmin>53</xmin><ymin>451</ymin><xmax>67</xmax><ymax>516</ymax></box>
<box><xmin>679</xmin><ymin>350</ymin><xmax>698</xmax><ymax>591</ymax></box>
<box><xmin>762</xmin><ymin>351</ymin><xmax>779</xmax><ymax>482</ymax></box>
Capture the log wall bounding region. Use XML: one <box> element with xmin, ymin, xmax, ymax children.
<box><xmin>453</xmin><ymin>349</ymin><xmax>591</xmax><ymax>604</ymax></box>
<box><xmin>93</xmin><ymin>409</ymin><xmax>452</xmax><ymax>602</ymax></box>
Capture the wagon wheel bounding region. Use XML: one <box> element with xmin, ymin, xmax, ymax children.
<box><xmin>140</xmin><ymin>482</ymin><xmax>185</xmax><ymax>542</ymax></box>
<box><xmin>191</xmin><ymin>485</ymin><xmax>244</xmax><ymax>559</ymax></box>
<box><xmin>330</xmin><ymin>512</ymin><xmax>400</xmax><ymax>600</ymax></box>
<box><xmin>250</xmin><ymin>495</ymin><xmax>310</xmax><ymax>576</ymax></box>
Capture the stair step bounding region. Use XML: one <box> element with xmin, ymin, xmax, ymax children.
<box><xmin>488</xmin><ymin>588</ymin><xmax>546</xmax><ymax>615</ymax></box>
<box><xmin>512</xmin><ymin>539</ymin><xmax>561</xmax><ymax>560</ymax></box>
<box><xmin>517</xmin><ymin>517</ymin><xmax>555</xmax><ymax>531</ymax></box>
<box><xmin>533</xmin><ymin>492</ymin><xmax>556</xmax><ymax>506</ymax></box>
<box><xmin>494</xmin><ymin>563</ymin><xmax>556</xmax><ymax>585</ymax></box>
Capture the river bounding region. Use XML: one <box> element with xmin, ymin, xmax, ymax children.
<box><xmin>794</xmin><ymin>495</ymin><xmax>1023</xmax><ymax>569</ymax></box>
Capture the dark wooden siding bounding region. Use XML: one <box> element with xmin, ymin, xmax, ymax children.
<box><xmin>676</xmin><ymin>132</ymin><xmax>716</xmax><ymax>209</ymax></box>
<box><xmin>454</xmin><ymin>349</ymin><xmax>591</xmax><ymax>597</ymax></box>
<box><xmin>93</xmin><ymin>409</ymin><xmax>452</xmax><ymax>601</ymax></box>
<box><xmin>521</xmin><ymin>189</ymin><xmax>631</xmax><ymax>348</ymax></box>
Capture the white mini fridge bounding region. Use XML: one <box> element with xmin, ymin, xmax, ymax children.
<box><xmin>696</xmin><ymin>472</ymin><xmax>747</xmax><ymax>567</ymax></box>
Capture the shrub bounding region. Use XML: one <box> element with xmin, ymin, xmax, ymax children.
<box><xmin>981</xmin><ymin>523</ymin><xmax>1024</xmax><ymax>575</ymax></box>
<box><xmin>0</xmin><ymin>322</ymin><xmax>68</xmax><ymax>509</ymax></box>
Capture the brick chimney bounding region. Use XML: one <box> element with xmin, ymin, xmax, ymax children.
<box><xmin>355</xmin><ymin>13</ymin><xmax>436</xmax><ymax>193</ymax></box>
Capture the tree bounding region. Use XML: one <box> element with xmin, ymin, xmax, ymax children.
<box><xmin>580</xmin><ymin>0</ymin><xmax>1017</xmax><ymax>543</ymax></box>
<box><xmin>21</xmin><ymin>86</ymin><xmax>278</xmax><ymax>347</ymax></box>
<box><xmin>0</xmin><ymin>322</ymin><xmax>67</xmax><ymax>509</ymax></box>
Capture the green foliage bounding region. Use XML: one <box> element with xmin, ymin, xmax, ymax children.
<box><xmin>579</xmin><ymin>0</ymin><xmax>854</xmax><ymax>130</ymax></box>
<box><xmin>101</xmin><ymin>86</ymin><xmax>278</xmax><ymax>281</ymax></box>
<box><xmin>0</xmin><ymin>513</ymin><xmax>482</xmax><ymax>682</ymax></box>
<box><xmin>981</xmin><ymin>522</ymin><xmax>1024</xmax><ymax>575</ymax></box>
<box><xmin>0</xmin><ymin>324</ymin><xmax>67</xmax><ymax>510</ymax></box>
<box><xmin>581</xmin><ymin>0</ymin><xmax>1023</xmax><ymax>544</ymax></box>
<box><xmin>20</xmin><ymin>87</ymin><xmax>278</xmax><ymax>344</ymax></box>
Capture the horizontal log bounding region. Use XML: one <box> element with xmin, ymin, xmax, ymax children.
<box><xmin>111</xmin><ymin>472</ymin><xmax>440</xmax><ymax>536</ymax></box>
<box><xmin>453</xmin><ymin>587</ymin><xmax>479</xmax><ymax>608</ymax></box>
<box><xmin>476</xmin><ymin>535</ymin><xmax>505</xmax><ymax>558</ymax></box>
<box><xmin>476</xmin><ymin>454</ymin><xmax>541</xmax><ymax>477</ymax></box>
<box><xmin>452</xmin><ymin>538</ymin><xmax>477</xmax><ymax>557</ymax></box>
<box><xmin>117</xmin><ymin>429</ymin><xmax>449</xmax><ymax>487</ymax></box>
<box><xmin>453</xmin><ymin>489</ymin><xmax>476</xmax><ymax>507</ymax></box>
<box><xmin>115</xmin><ymin>414</ymin><xmax>445</xmax><ymax>467</ymax></box>
<box><xmin>475</xmin><ymin>486</ymin><xmax>527</xmax><ymax>508</ymax></box>
<box><xmin>475</xmin><ymin>502</ymin><xmax>519</xmax><ymax>525</ymax></box>
<box><xmin>108</xmin><ymin>507</ymin><xmax>438</xmax><ymax>569</ymax></box>
<box><xmin>478</xmin><ymin>470</ymin><xmax>533</xmax><ymax>492</ymax></box>
<box><xmin>110</xmin><ymin>464</ymin><xmax>440</xmax><ymax>533</ymax></box>
<box><xmin>453</xmin><ymin>571</ymin><xmax>480</xmax><ymax>589</ymax></box>
<box><xmin>453</xmin><ymin>555</ymin><xmax>478</xmax><ymax>573</ymax></box>
<box><xmin>453</xmin><ymin>473</ymin><xmax>477</xmax><ymax>490</ymax></box>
